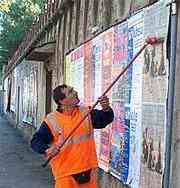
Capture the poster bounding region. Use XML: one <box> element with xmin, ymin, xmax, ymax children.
<box><xmin>65</xmin><ymin>54</ymin><xmax>72</xmax><ymax>86</ymax></box>
<box><xmin>22</xmin><ymin>72</ymin><xmax>34</xmax><ymax>124</ymax></box>
<box><xmin>84</xmin><ymin>42</ymin><xmax>93</xmax><ymax>106</ymax></box>
<box><xmin>127</xmin><ymin>10</ymin><xmax>144</xmax><ymax>188</ymax></box>
<box><xmin>112</xmin><ymin>22</ymin><xmax>129</xmax><ymax>103</ymax></box>
<box><xmin>101</xmin><ymin>28</ymin><xmax>113</xmax><ymax>95</ymax></box>
<box><xmin>32</xmin><ymin>67</ymin><xmax>38</xmax><ymax>127</ymax></box>
<box><xmin>10</xmin><ymin>68</ymin><xmax>17</xmax><ymax>112</ymax></box>
<box><xmin>98</xmin><ymin>29</ymin><xmax>113</xmax><ymax>171</ymax></box>
<box><xmin>110</xmin><ymin>102</ymin><xmax>130</xmax><ymax>182</ymax></box>
<box><xmin>17</xmin><ymin>62</ymin><xmax>38</xmax><ymax>125</ymax></box>
<box><xmin>70</xmin><ymin>46</ymin><xmax>84</xmax><ymax>103</ymax></box>
<box><xmin>92</xmin><ymin>35</ymin><xmax>103</xmax><ymax>104</ymax></box>
<box><xmin>4</xmin><ymin>77</ymin><xmax>9</xmax><ymax>112</ymax></box>
<box><xmin>91</xmin><ymin>35</ymin><xmax>103</xmax><ymax>158</ymax></box>
<box><xmin>139</xmin><ymin>2</ymin><xmax>169</xmax><ymax>188</ymax></box>
<box><xmin>109</xmin><ymin>22</ymin><xmax>130</xmax><ymax>182</ymax></box>
<box><xmin>99</xmin><ymin>125</ymin><xmax>112</xmax><ymax>172</ymax></box>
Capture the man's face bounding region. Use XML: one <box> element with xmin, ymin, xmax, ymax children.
<box><xmin>59</xmin><ymin>86</ymin><xmax>80</xmax><ymax>106</ymax></box>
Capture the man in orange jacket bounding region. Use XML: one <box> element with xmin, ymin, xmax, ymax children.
<box><xmin>31</xmin><ymin>84</ymin><xmax>114</xmax><ymax>188</ymax></box>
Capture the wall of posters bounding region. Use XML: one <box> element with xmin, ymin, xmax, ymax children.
<box><xmin>64</xmin><ymin>2</ymin><xmax>169</xmax><ymax>187</ymax></box>
<box><xmin>14</xmin><ymin>62</ymin><xmax>39</xmax><ymax>126</ymax></box>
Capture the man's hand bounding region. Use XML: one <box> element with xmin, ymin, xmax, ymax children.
<box><xmin>98</xmin><ymin>96</ymin><xmax>111</xmax><ymax>111</ymax></box>
<box><xmin>45</xmin><ymin>143</ymin><xmax>60</xmax><ymax>158</ymax></box>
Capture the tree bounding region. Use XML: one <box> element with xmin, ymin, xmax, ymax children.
<box><xmin>0</xmin><ymin>0</ymin><xmax>44</xmax><ymax>68</ymax></box>
<box><xmin>0</xmin><ymin>0</ymin><xmax>11</xmax><ymax>13</ymax></box>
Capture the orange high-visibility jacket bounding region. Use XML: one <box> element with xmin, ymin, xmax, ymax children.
<box><xmin>44</xmin><ymin>106</ymin><xmax>98</xmax><ymax>180</ymax></box>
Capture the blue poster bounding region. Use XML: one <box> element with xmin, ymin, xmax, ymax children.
<box><xmin>110</xmin><ymin>22</ymin><xmax>130</xmax><ymax>183</ymax></box>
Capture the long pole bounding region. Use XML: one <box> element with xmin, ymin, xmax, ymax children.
<box><xmin>42</xmin><ymin>37</ymin><xmax>161</xmax><ymax>168</ymax></box>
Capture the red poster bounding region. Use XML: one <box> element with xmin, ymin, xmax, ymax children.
<box><xmin>98</xmin><ymin>29</ymin><xmax>114</xmax><ymax>171</ymax></box>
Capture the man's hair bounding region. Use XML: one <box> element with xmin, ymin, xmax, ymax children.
<box><xmin>53</xmin><ymin>84</ymin><xmax>67</xmax><ymax>105</ymax></box>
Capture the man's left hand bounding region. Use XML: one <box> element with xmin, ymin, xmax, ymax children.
<box><xmin>45</xmin><ymin>144</ymin><xmax>60</xmax><ymax>158</ymax></box>
<box><xmin>98</xmin><ymin>96</ymin><xmax>110</xmax><ymax>111</ymax></box>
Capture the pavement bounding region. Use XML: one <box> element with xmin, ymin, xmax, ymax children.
<box><xmin>0</xmin><ymin>116</ymin><xmax>53</xmax><ymax>188</ymax></box>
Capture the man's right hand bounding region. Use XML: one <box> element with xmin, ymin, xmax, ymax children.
<box><xmin>45</xmin><ymin>144</ymin><xmax>60</xmax><ymax>158</ymax></box>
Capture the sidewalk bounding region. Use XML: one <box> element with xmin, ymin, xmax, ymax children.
<box><xmin>0</xmin><ymin>116</ymin><xmax>53</xmax><ymax>188</ymax></box>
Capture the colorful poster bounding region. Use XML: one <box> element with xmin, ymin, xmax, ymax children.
<box><xmin>101</xmin><ymin>28</ymin><xmax>113</xmax><ymax>95</ymax></box>
<box><xmin>110</xmin><ymin>102</ymin><xmax>130</xmax><ymax>182</ymax></box>
<box><xmin>139</xmin><ymin>2</ymin><xmax>169</xmax><ymax>188</ymax></box>
<box><xmin>92</xmin><ymin>35</ymin><xmax>102</xmax><ymax>104</ymax></box>
<box><xmin>127</xmin><ymin>10</ymin><xmax>144</xmax><ymax>188</ymax></box>
<box><xmin>109</xmin><ymin>22</ymin><xmax>130</xmax><ymax>182</ymax></box>
<box><xmin>112</xmin><ymin>22</ymin><xmax>129</xmax><ymax>103</ymax></box>
<box><xmin>98</xmin><ymin>125</ymin><xmax>112</xmax><ymax>172</ymax></box>
<box><xmin>98</xmin><ymin>29</ymin><xmax>113</xmax><ymax>171</ymax></box>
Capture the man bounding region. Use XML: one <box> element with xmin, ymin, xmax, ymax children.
<box><xmin>31</xmin><ymin>84</ymin><xmax>114</xmax><ymax>188</ymax></box>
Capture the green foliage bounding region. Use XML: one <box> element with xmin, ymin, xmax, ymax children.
<box><xmin>0</xmin><ymin>0</ymin><xmax>11</xmax><ymax>13</ymax></box>
<box><xmin>0</xmin><ymin>0</ymin><xmax>44</xmax><ymax>68</ymax></box>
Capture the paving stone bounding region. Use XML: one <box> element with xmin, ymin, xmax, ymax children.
<box><xmin>0</xmin><ymin>116</ymin><xmax>53</xmax><ymax>188</ymax></box>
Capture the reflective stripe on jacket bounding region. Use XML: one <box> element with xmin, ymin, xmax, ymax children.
<box><xmin>43</xmin><ymin>106</ymin><xmax>98</xmax><ymax>180</ymax></box>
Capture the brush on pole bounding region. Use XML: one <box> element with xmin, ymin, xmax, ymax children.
<box><xmin>42</xmin><ymin>36</ymin><xmax>164</xmax><ymax>168</ymax></box>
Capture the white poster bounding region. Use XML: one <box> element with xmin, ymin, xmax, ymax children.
<box><xmin>10</xmin><ymin>68</ymin><xmax>17</xmax><ymax>112</ymax></box>
<box><xmin>91</xmin><ymin>35</ymin><xmax>103</xmax><ymax>158</ymax></box>
<box><xmin>4</xmin><ymin>77</ymin><xmax>9</xmax><ymax>112</ymax></box>
<box><xmin>65</xmin><ymin>54</ymin><xmax>72</xmax><ymax>86</ymax></box>
<box><xmin>127</xmin><ymin>10</ymin><xmax>144</xmax><ymax>188</ymax></box>
<box><xmin>70</xmin><ymin>46</ymin><xmax>84</xmax><ymax>103</ymax></box>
